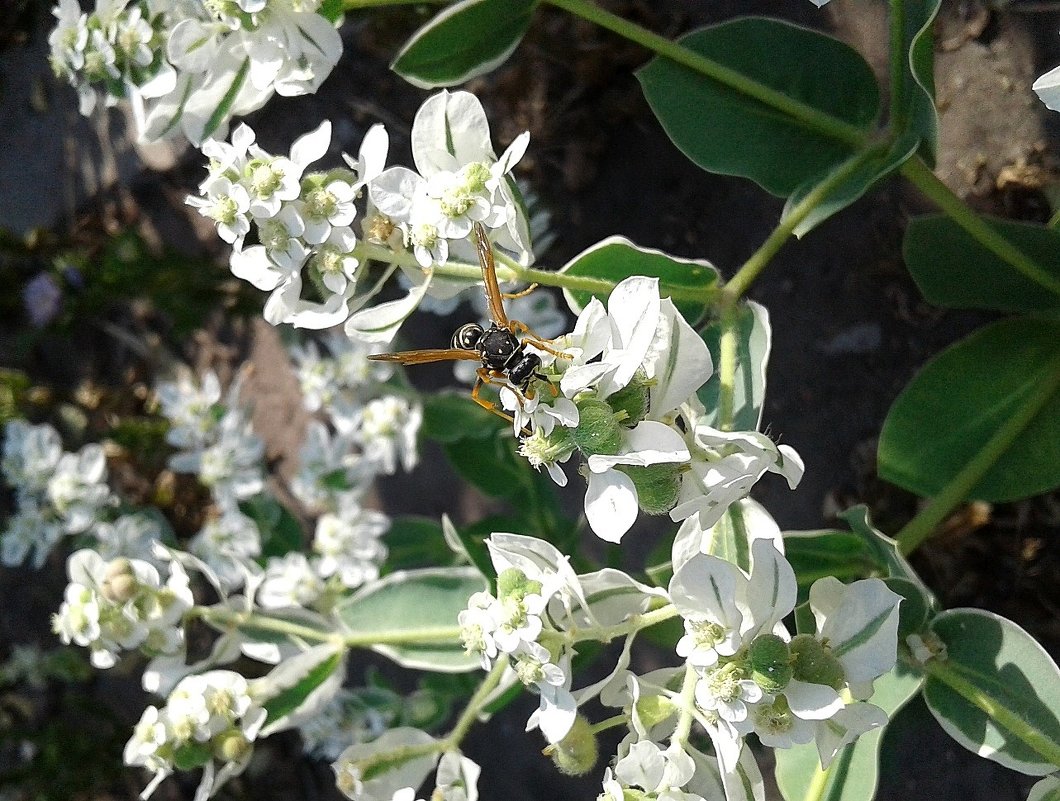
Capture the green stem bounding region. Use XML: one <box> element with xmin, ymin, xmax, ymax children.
<box><xmin>670</xmin><ymin>663</ymin><xmax>699</xmax><ymax>747</ymax></box>
<box><xmin>1048</xmin><ymin>207</ymin><xmax>1060</xmax><ymax>230</ymax></box>
<box><xmin>589</xmin><ymin>714</ymin><xmax>629</xmax><ymax>735</ymax></box>
<box><xmin>924</xmin><ymin>658</ymin><xmax>1060</xmax><ymax>769</ymax></box>
<box><xmin>197</xmin><ymin>606</ymin><xmax>462</xmax><ymax>649</ymax></box>
<box><xmin>804</xmin><ymin>761</ymin><xmax>832</xmax><ymax>801</ymax></box>
<box><xmin>561</xmin><ymin>602</ymin><xmax>680</xmax><ymax>646</ymax></box>
<box><xmin>716</xmin><ymin>306</ymin><xmax>738</xmax><ymax>431</ymax></box>
<box><xmin>895</xmin><ymin>348</ymin><xmax>1060</xmax><ymax>554</ymax></box>
<box><xmin>721</xmin><ymin>145</ymin><xmax>887</xmax><ymax>304</ymax></box>
<box><xmin>442</xmin><ymin>658</ymin><xmax>509</xmax><ymax>749</ymax></box>
<box><xmin>543</xmin><ymin>0</ymin><xmax>866</xmax><ymax>148</ymax></box>
<box><xmin>355</xmin><ymin>243</ymin><xmax>717</xmax><ymax>305</ymax></box>
<box><xmin>900</xmin><ymin>157</ymin><xmax>1060</xmax><ymax>298</ymax></box>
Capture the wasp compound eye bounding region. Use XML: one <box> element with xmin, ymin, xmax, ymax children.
<box><xmin>451</xmin><ymin>322</ymin><xmax>484</xmax><ymax>350</ymax></box>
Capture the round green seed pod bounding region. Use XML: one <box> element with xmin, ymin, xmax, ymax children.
<box><xmin>550</xmin><ymin>714</ymin><xmax>599</xmax><ymax>776</ymax></box>
<box><xmin>607</xmin><ymin>374</ymin><xmax>651</xmax><ymax>426</ymax></box>
<box><xmin>572</xmin><ymin>398</ymin><xmax>623</xmax><ymax>456</ymax></box>
<box><xmin>790</xmin><ymin>634</ymin><xmax>846</xmax><ymax>690</ymax></box>
<box><xmin>748</xmin><ymin>633</ymin><xmax>793</xmax><ymax>692</ymax></box>
<box><xmin>618</xmin><ymin>464</ymin><xmax>683</xmax><ymax>515</ymax></box>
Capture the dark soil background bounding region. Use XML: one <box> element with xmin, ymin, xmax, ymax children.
<box><xmin>0</xmin><ymin>0</ymin><xmax>1058</xmax><ymax>800</ymax></box>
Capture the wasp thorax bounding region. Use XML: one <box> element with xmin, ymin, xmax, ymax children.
<box><xmin>451</xmin><ymin>322</ymin><xmax>484</xmax><ymax>350</ymax></box>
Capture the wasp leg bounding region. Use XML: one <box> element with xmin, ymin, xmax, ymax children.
<box><xmin>472</xmin><ymin>369</ymin><xmax>533</xmax><ymax>436</ymax></box>
<box><xmin>507</xmin><ymin>320</ymin><xmax>573</xmax><ymax>360</ymax></box>
<box><xmin>501</xmin><ymin>283</ymin><xmax>539</xmax><ymax>300</ymax></box>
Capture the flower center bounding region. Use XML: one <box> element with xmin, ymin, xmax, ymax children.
<box><xmin>305</xmin><ymin>187</ymin><xmax>337</xmax><ymax>221</ymax></box>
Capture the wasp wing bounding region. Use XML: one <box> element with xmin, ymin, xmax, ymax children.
<box><xmin>473</xmin><ymin>221</ymin><xmax>509</xmax><ymax>327</ymax></box>
<box><xmin>368</xmin><ymin>348</ymin><xmax>481</xmax><ymax>365</ymax></box>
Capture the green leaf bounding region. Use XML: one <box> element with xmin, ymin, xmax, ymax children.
<box><xmin>200</xmin><ymin>57</ymin><xmax>250</xmax><ymax>142</ymax></box>
<box><xmin>444</xmin><ymin>434</ymin><xmax>525</xmax><ymax>501</ymax></box>
<box><xmin>636</xmin><ymin>18</ymin><xmax>879</xmax><ymax>196</ymax></box>
<box><xmin>391</xmin><ymin>0</ymin><xmax>537</xmax><ymax>89</ymax></box>
<box><xmin>383</xmin><ymin>516</ymin><xmax>453</xmax><ymax>572</ymax></box>
<box><xmin>924</xmin><ymin>608</ymin><xmax>1060</xmax><ymax>775</ymax></box>
<box><xmin>782</xmin><ymin>529</ymin><xmax>879</xmax><ymax>605</ymax></box>
<box><xmin>698</xmin><ymin>301</ymin><xmax>770</xmax><ymax>431</ymax></box>
<box><xmin>422</xmin><ymin>391</ymin><xmax>504</xmax><ymax>443</ymax></box>
<box><xmin>878</xmin><ymin>317</ymin><xmax>1060</xmax><ymax>502</ymax></box>
<box><xmin>904</xmin><ymin>216</ymin><xmax>1060</xmax><ymax>312</ymax></box>
<box><xmin>318</xmin><ymin>0</ymin><xmax>342</xmax><ymax>23</ymax></box>
<box><xmin>774</xmin><ymin>665</ymin><xmax>924</xmax><ymax>801</ymax></box>
<box><xmin>240</xmin><ymin>495</ymin><xmax>305</xmax><ymax>559</ymax></box>
<box><xmin>839</xmin><ymin>506</ymin><xmax>934</xmax><ymax>602</ymax></box>
<box><xmin>558</xmin><ymin>236</ymin><xmax>718</xmax><ymax>324</ymax></box>
<box><xmin>259</xmin><ymin>645</ymin><xmax>345</xmax><ymax>736</ymax></box>
<box><xmin>897</xmin><ymin>0</ymin><xmax>942</xmax><ymax>163</ymax></box>
<box><xmin>784</xmin><ymin>134</ymin><xmax>919</xmax><ymax>238</ymax></box>
<box><xmin>1029</xmin><ymin>776</ymin><xmax>1060</xmax><ymax>801</ymax></box>
<box><xmin>336</xmin><ymin>567</ymin><xmax>488</xmax><ymax>673</ymax></box>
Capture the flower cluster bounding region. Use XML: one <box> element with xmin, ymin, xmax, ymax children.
<box><xmin>48</xmin><ymin>0</ymin><xmax>342</xmax><ymax>144</ymax></box>
<box><xmin>190</xmin><ymin>91</ymin><xmax>533</xmax><ymax>342</ymax></box>
<box><xmin>512</xmin><ymin>275</ymin><xmax>803</xmax><ymax>543</ymax></box>
<box><xmin>1</xmin><ymin>419</ymin><xmax>115</xmax><ymax>568</ymax></box>
<box><xmin>52</xmin><ymin>548</ymin><xmax>193</xmax><ymax>668</ymax></box>
<box><xmin>670</xmin><ymin>540</ymin><xmax>900</xmax><ymax>769</ymax></box>
<box><xmin>125</xmin><ymin>669</ymin><xmax>267</xmax><ymax>800</ymax></box>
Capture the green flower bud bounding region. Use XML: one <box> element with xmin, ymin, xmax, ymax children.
<box><xmin>607</xmin><ymin>372</ymin><xmax>651</xmax><ymax>426</ymax></box>
<box><xmin>212</xmin><ymin>731</ymin><xmax>251</xmax><ymax>763</ymax></box>
<box><xmin>549</xmin><ymin>714</ymin><xmax>598</xmax><ymax>776</ymax></box>
<box><xmin>617</xmin><ymin>463</ymin><xmax>683</xmax><ymax>515</ymax></box>
<box><xmin>789</xmin><ymin>634</ymin><xmax>846</xmax><ymax>690</ymax></box>
<box><xmin>748</xmin><ymin>633</ymin><xmax>793</xmax><ymax>692</ymax></box>
<box><xmin>633</xmin><ymin>693</ymin><xmax>677</xmax><ymax>730</ymax></box>
<box><xmin>572</xmin><ymin>398</ymin><xmax>623</xmax><ymax>456</ymax></box>
<box><xmin>101</xmin><ymin>558</ymin><xmax>139</xmax><ymax>603</ymax></box>
<box><xmin>496</xmin><ymin>568</ymin><xmax>541</xmax><ymax>601</ymax></box>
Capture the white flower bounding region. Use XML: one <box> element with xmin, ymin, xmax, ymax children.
<box><xmin>1</xmin><ymin>500</ymin><xmax>64</xmax><ymax>568</ymax></box>
<box><xmin>289</xmin><ymin>421</ymin><xmax>372</xmax><ymax>513</ymax></box>
<box><xmin>808</xmin><ymin>577</ymin><xmax>902</xmax><ymax>695</ymax></box>
<box><xmin>669</xmin><ymin>404</ymin><xmax>804</xmax><ymax>533</ymax></box>
<box><xmin>694</xmin><ymin>663</ymin><xmax>764</xmax><ymax>723</ymax></box>
<box><xmin>46</xmin><ymin>443</ymin><xmax>113</xmax><ymax>533</ymax></box>
<box><xmin>187</xmin><ymin>175</ymin><xmax>252</xmax><ymax>245</ymax></box>
<box><xmin>670</xmin><ymin>539</ymin><xmax>796</xmax><ymax>668</ymax></box>
<box><xmin>190</xmin><ymin>507</ymin><xmax>262</xmax><ymax>591</ymax></box>
<box><xmin>336</xmin><ymin>395</ymin><xmax>422</xmax><ymax>474</ymax></box>
<box><xmin>155</xmin><ymin>371</ymin><xmax>224</xmax><ymax>449</ymax></box>
<box><xmin>458</xmin><ymin>591</ymin><xmax>503</xmax><ymax>670</ymax></box>
<box><xmin>1034</xmin><ymin>61</ymin><xmax>1060</xmax><ymax>112</ymax></box>
<box><xmin>244</xmin><ymin>120</ymin><xmax>330</xmax><ymax>218</ymax></box>
<box><xmin>170</xmin><ymin>408</ymin><xmax>264</xmax><ymax>504</ymax></box>
<box><xmin>93</xmin><ymin>512</ymin><xmax>166</xmax><ymax>565</ymax></box>
<box><xmin>312</xmin><ymin>495</ymin><xmax>389</xmax><ymax>589</ymax></box>
<box><xmin>2</xmin><ymin>419</ymin><xmax>63</xmax><ymax>494</ymax></box>
<box><xmin>258</xmin><ymin>552</ymin><xmax>324</xmax><ymax>610</ymax></box>
<box><xmin>434</xmin><ymin>751</ymin><xmax>480</xmax><ymax>801</ymax></box>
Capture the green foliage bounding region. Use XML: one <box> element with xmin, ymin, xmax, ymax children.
<box><xmin>636</xmin><ymin>18</ymin><xmax>879</xmax><ymax>196</ymax></box>
<box><xmin>384</xmin><ymin>516</ymin><xmax>454</xmax><ymax>572</ymax></box>
<box><xmin>782</xmin><ymin>530</ymin><xmax>880</xmax><ymax>606</ymax></box>
<box><xmin>698</xmin><ymin>301</ymin><xmax>770</xmax><ymax>431</ymax></box>
<box><xmin>878</xmin><ymin>317</ymin><xmax>1060</xmax><ymax>502</ymax></box>
<box><xmin>240</xmin><ymin>494</ymin><xmax>306</xmax><ymax>559</ymax></box>
<box><xmin>774</xmin><ymin>665</ymin><xmax>923</xmax><ymax>801</ymax></box>
<box><xmin>782</xmin><ymin>135</ymin><xmax>920</xmax><ymax>238</ymax></box>
<box><xmin>558</xmin><ymin>237</ymin><xmax>718</xmax><ymax>324</ymax></box>
<box><xmin>422</xmin><ymin>390</ymin><xmax>504</xmax><ymax>443</ymax></box>
<box><xmin>335</xmin><ymin>567</ymin><xmax>489</xmax><ymax>672</ymax></box>
<box><xmin>904</xmin><ymin>216</ymin><xmax>1060</xmax><ymax>312</ymax></box>
<box><xmin>392</xmin><ymin>0</ymin><xmax>537</xmax><ymax>89</ymax></box>
<box><xmin>896</xmin><ymin>0</ymin><xmax>942</xmax><ymax>163</ymax></box>
<box><xmin>260</xmin><ymin>647</ymin><xmax>346</xmax><ymax>731</ymax></box>
<box><xmin>923</xmin><ymin>609</ymin><xmax>1060</xmax><ymax>775</ymax></box>
<box><xmin>0</xmin><ymin>368</ymin><xmax>31</xmax><ymax>425</ymax></box>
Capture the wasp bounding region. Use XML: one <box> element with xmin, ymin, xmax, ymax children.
<box><xmin>369</xmin><ymin>222</ymin><xmax>565</xmax><ymax>424</ymax></box>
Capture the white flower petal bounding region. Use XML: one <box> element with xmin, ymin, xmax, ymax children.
<box><xmin>584</xmin><ymin>469</ymin><xmax>639</xmax><ymax>543</ymax></box>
